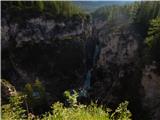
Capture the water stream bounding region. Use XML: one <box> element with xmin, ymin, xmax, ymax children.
<box><xmin>93</xmin><ymin>44</ymin><xmax>100</xmax><ymax>65</ymax></box>
<box><xmin>79</xmin><ymin>43</ymin><xmax>100</xmax><ymax>97</ymax></box>
<box><xmin>83</xmin><ymin>70</ymin><xmax>91</xmax><ymax>89</ymax></box>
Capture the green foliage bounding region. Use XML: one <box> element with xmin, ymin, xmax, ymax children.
<box><xmin>132</xmin><ymin>1</ymin><xmax>160</xmax><ymax>36</ymax></box>
<box><xmin>42</xmin><ymin>101</ymin><xmax>131</xmax><ymax>120</ymax></box>
<box><xmin>42</xmin><ymin>91</ymin><xmax>131</xmax><ymax>120</ymax></box>
<box><xmin>35</xmin><ymin>1</ymin><xmax>44</xmax><ymax>11</ymax></box>
<box><xmin>64</xmin><ymin>90</ymin><xmax>78</xmax><ymax>106</ymax></box>
<box><xmin>2</xmin><ymin>1</ymin><xmax>86</xmax><ymax>21</ymax></box>
<box><xmin>111</xmin><ymin>101</ymin><xmax>132</xmax><ymax>120</ymax></box>
<box><xmin>24</xmin><ymin>79</ymin><xmax>47</xmax><ymax>113</ymax></box>
<box><xmin>24</xmin><ymin>79</ymin><xmax>46</xmax><ymax>99</ymax></box>
<box><xmin>24</xmin><ymin>83</ymin><xmax>34</xmax><ymax>109</ymax></box>
<box><xmin>2</xmin><ymin>90</ymin><xmax>132</xmax><ymax>120</ymax></box>
<box><xmin>34</xmin><ymin>79</ymin><xmax>46</xmax><ymax>98</ymax></box>
<box><xmin>145</xmin><ymin>17</ymin><xmax>160</xmax><ymax>47</ymax></box>
<box><xmin>2</xmin><ymin>95</ymin><xmax>27</xmax><ymax>120</ymax></box>
<box><xmin>133</xmin><ymin>2</ymin><xmax>160</xmax><ymax>24</ymax></box>
<box><xmin>145</xmin><ymin>17</ymin><xmax>160</xmax><ymax>62</ymax></box>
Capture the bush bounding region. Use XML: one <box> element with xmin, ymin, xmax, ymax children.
<box><xmin>41</xmin><ymin>101</ymin><xmax>131</xmax><ymax>120</ymax></box>
<box><xmin>2</xmin><ymin>95</ymin><xmax>27</xmax><ymax>120</ymax></box>
<box><xmin>145</xmin><ymin>17</ymin><xmax>160</xmax><ymax>63</ymax></box>
<box><xmin>24</xmin><ymin>79</ymin><xmax>47</xmax><ymax>113</ymax></box>
<box><xmin>42</xmin><ymin>91</ymin><xmax>132</xmax><ymax>120</ymax></box>
<box><xmin>64</xmin><ymin>90</ymin><xmax>78</xmax><ymax>106</ymax></box>
<box><xmin>2</xmin><ymin>91</ymin><xmax>132</xmax><ymax>120</ymax></box>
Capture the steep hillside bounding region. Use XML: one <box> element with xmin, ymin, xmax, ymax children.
<box><xmin>1</xmin><ymin>1</ymin><xmax>92</xmax><ymax>107</ymax></box>
<box><xmin>1</xmin><ymin>1</ymin><xmax>160</xmax><ymax>120</ymax></box>
<box><xmin>90</xmin><ymin>1</ymin><xmax>160</xmax><ymax>120</ymax></box>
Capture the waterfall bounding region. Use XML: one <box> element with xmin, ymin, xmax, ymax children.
<box><xmin>83</xmin><ymin>70</ymin><xmax>91</xmax><ymax>89</ymax></box>
<box><xmin>93</xmin><ymin>44</ymin><xmax>100</xmax><ymax>65</ymax></box>
<box><xmin>83</xmin><ymin>44</ymin><xmax>100</xmax><ymax>90</ymax></box>
<box><xmin>78</xmin><ymin>43</ymin><xmax>100</xmax><ymax>97</ymax></box>
<box><xmin>79</xmin><ymin>70</ymin><xmax>91</xmax><ymax>97</ymax></box>
<box><xmin>75</xmin><ymin>24</ymin><xmax>100</xmax><ymax>98</ymax></box>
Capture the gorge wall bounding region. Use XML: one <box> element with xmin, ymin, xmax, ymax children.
<box><xmin>1</xmin><ymin>2</ymin><xmax>160</xmax><ymax>120</ymax></box>
<box><xmin>1</xmin><ymin>10</ymin><xmax>94</xmax><ymax>104</ymax></box>
<box><xmin>89</xmin><ymin>20</ymin><xmax>160</xmax><ymax>120</ymax></box>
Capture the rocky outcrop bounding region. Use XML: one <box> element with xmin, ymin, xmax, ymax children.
<box><xmin>1</xmin><ymin>12</ymin><xmax>92</xmax><ymax>103</ymax></box>
<box><xmin>2</xmin><ymin>3</ymin><xmax>160</xmax><ymax>120</ymax></box>
<box><xmin>90</xmin><ymin>21</ymin><xmax>160</xmax><ymax>120</ymax></box>
<box><xmin>1</xmin><ymin>79</ymin><xmax>17</xmax><ymax>104</ymax></box>
<box><xmin>97</xmin><ymin>25</ymin><xmax>139</xmax><ymax>65</ymax></box>
<box><xmin>142</xmin><ymin>64</ymin><xmax>160</xmax><ymax>120</ymax></box>
<box><xmin>90</xmin><ymin>24</ymin><xmax>145</xmax><ymax>119</ymax></box>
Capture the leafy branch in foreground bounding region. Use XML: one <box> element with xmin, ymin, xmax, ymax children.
<box><xmin>2</xmin><ymin>90</ymin><xmax>132</xmax><ymax>120</ymax></box>
<box><xmin>2</xmin><ymin>95</ymin><xmax>27</xmax><ymax>120</ymax></box>
<box><xmin>42</xmin><ymin>90</ymin><xmax>132</xmax><ymax>120</ymax></box>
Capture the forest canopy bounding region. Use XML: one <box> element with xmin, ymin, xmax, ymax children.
<box><xmin>2</xmin><ymin>1</ymin><xmax>87</xmax><ymax>22</ymax></box>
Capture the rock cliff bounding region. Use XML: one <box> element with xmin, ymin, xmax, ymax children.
<box><xmin>1</xmin><ymin>11</ymin><xmax>92</xmax><ymax>103</ymax></box>
<box><xmin>2</xmin><ymin>2</ymin><xmax>160</xmax><ymax>120</ymax></box>
<box><xmin>90</xmin><ymin>21</ymin><xmax>160</xmax><ymax>120</ymax></box>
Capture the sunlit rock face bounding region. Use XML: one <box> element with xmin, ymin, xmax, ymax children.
<box><xmin>91</xmin><ymin>25</ymin><xmax>140</xmax><ymax>98</ymax></box>
<box><xmin>1</xmin><ymin>16</ymin><xmax>91</xmax><ymax>48</ymax></box>
<box><xmin>142</xmin><ymin>64</ymin><xmax>160</xmax><ymax>120</ymax></box>
<box><xmin>90</xmin><ymin>24</ymin><xmax>145</xmax><ymax>119</ymax></box>
<box><xmin>1</xmin><ymin>80</ymin><xmax>17</xmax><ymax>104</ymax></box>
<box><xmin>97</xmin><ymin>25</ymin><xmax>139</xmax><ymax>66</ymax></box>
<box><xmin>1</xmin><ymin>13</ymin><xmax>92</xmax><ymax>103</ymax></box>
<box><xmin>90</xmin><ymin>19</ymin><xmax>160</xmax><ymax>119</ymax></box>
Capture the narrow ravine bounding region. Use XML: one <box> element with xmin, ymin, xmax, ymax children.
<box><xmin>83</xmin><ymin>44</ymin><xmax>100</xmax><ymax>90</ymax></box>
<box><xmin>79</xmin><ymin>26</ymin><xmax>101</xmax><ymax>97</ymax></box>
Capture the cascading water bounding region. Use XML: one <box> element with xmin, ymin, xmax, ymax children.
<box><xmin>79</xmin><ymin>43</ymin><xmax>100</xmax><ymax>97</ymax></box>
<box><xmin>83</xmin><ymin>70</ymin><xmax>91</xmax><ymax>89</ymax></box>
<box><xmin>71</xmin><ymin>23</ymin><xmax>100</xmax><ymax>98</ymax></box>
<box><xmin>93</xmin><ymin>44</ymin><xmax>100</xmax><ymax>65</ymax></box>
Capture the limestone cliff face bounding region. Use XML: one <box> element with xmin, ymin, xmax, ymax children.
<box><xmin>97</xmin><ymin>25</ymin><xmax>139</xmax><ymax>65</ymax></box>
<box><xmin>91</xmin><ymin>21</ymin><xmax>160</xmax><ymax>119</ymax></box>
<box><xmin>90</xmin><ymin>24</ymin><xmax>144</xmax><ymax>119</ymax></box>
<box><xmin>142</xmin><ymin>64</ymin><xmax>160</xmax><ymax>120</ymax></box>
<box><xmin>2</xmin><ymin>4</ymin><xmax>160</xmax><ymax>120</ymax></box>
<box><xmin>1</xmin><ymin>13</ymin><xmax>92</xmax><ymax>102</ymax></box>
